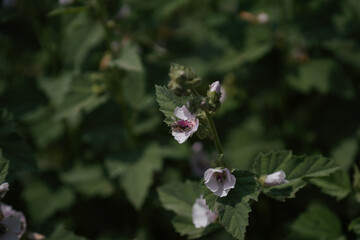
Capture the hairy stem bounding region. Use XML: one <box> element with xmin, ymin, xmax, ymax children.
<box><xmin>204</xmin><ymin>110</ymin><xmax>223</xmax><ymax>155</ymax></box>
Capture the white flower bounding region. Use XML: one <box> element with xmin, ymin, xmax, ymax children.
<box><xmin>204</xmin><ymin>168</ymin><xmax>236</xmax><ymax>197</ymax></box>
<box><xmin>171</xmin><ymin>104</ymin><xmax>199</xmax><ymax>144</ymax></box>
<box><xmin>0</xmin><ymin>182</ymin><xmax>9</xmax><ymax>198</ymax></box>
<box><xmin>192</xmin><ymin>195</ymin><xmax>218</xmax><ymax>228</ymax></box>
<box><xmin>210</xmin><ymin>81</ymin><xmax>221</xmax><ymax>94</ymax></box>
<box><xmin>257</xmin><ymin>13</ymin><xmax>269</xmax><ymax>24</ymax></box>
<box><xmin>0</xmin><ymin>203</ymin><xmax>27</xmax><ymax>239</ymax></box>
<box><xmin>264</xmin><ymin>170</ymin><xmax>289</xmax><ymax>186</ymax></box>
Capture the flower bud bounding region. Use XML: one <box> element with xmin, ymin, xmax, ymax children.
<box><xmin>210</xmin><ymin>81</ymin><xmax>221</xmax><ymax>94</ymax></box>
<box><xmin>260</xmin><ymin>170</ymin><xmax>289</xmax><ymax>186</ymax></box>
<box><xmin>206</xmin><ymin>81</ymin><xmax>222</xmax><ymax>112</ymax></box>
<box><xmin>168</xmin><ymin>64</ymin><xmax>201</xmax><ymax>96</ymax></box>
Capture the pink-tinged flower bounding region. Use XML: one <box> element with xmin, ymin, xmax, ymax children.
<box><xmin>171</xmin><ymin>104</ymin><xmax>199</xmax><ymax>144</ymax></box>
<box><xmin>0</xmin><ymin>203</ymin><xmax>26</xmax><ymax>239</ymax></box>
<box><xmin>263</xmin><ymin>170</ymin><xmax>289</xmax><ymax>186</ymax></box>
<box><xmin>0</xmin><ymin>182</ymin><xmax>9</xmax><ymax>199</ymax></box>
<box><xmin>204</xmin><ymin>168</ymin><xmax>236</xmax><ymax>197</ymax></box>
<box><xmin>192</xmin><ymin>195</ymin><xmax>218</xmax><ymax>228</ymax></box>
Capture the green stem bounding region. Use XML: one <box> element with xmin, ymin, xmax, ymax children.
<box><xmin>204</xmin><ymin>110</ymin><xmax>223</xmax><ymax>155</ymax></box>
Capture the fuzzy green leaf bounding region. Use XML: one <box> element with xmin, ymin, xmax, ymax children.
<box><xmin>310</xmin><ymin>169</ymin><xmax>351</xmax><ymax>201</ymax></box>
<box><xmin>61</xmin><ymin>163</ymin><xmax>114</xmax><ymax>198</ymax></box>
<box><xmin>48</xmin><ymin>225</ymin><xmax>87</xmax><ymax>240</ymax></box>
<box><xmin>22</xmin><ymin>178</ymin><xmax>75</xmax><ymax>224</ymax></box>
<box><xmin>211</xmin><ymin>170</ymin><xmax>260</xmax><ymax>240</ymax></box>
<box><xmin>172</xmin><ymin>215</ymin><xmax>220</xmax><ymax>239</ymax></box>
<box><xmin>349</xmin><ymin>217</ymin><xmax>360</xmax><ymax>237</ymax></box>
<box><xmin>122</xmin><ymin>143</ymin><xmax>163</xmax><ymax>210</ymax></box>
<box><xmin>290</xmin><ymin>204</ymin><xmax>343</xmax><ymax>239</ymax></box>
<box><xmin>158</xmin><ymin>180</ymin><xmax>200</xmax><ymax>218</ymax></box>
<box><xmin>155</xmin><ymin>85</ymin><xmax>190</xmax><ymax>125</ymax></box>
<box><xmin>110</xmin><ymin>43</ymin><xmax>143</xmax><ymax>72</ymax></box>
<box><xmin>252</xmin><ymin>150</ymin><xmax>339</xmax><ymax>201</ymax></box>
<box><xmin>158</xmin><ymin>180</ymin><xmax>217</xmax><ymax>239</ymax></box>
<box><xmin>0</xmin><ymin>109</ymin><xmax>36</xmax><ymax>179</ymax></box>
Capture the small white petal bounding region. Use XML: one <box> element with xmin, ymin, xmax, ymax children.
<box><xmin>222</xmin><ymin>168</ymin><xmax>236</xmax><ymax>191</ymax></box>
<box><xmin>204</xmin><ymin>168</ymin><xmax>222</xmax><ymax>182</ymax></box>
<box><xmin>205</xmin><ymin>176</ymin><xmax>219</xmax><ymax>193</ymax></box>
<box><xmin>171</xmin><ymin>131</ymin><xmax>189</xmax><ymax>144</ymax></box>
<box><xmin>174</xmin><ymin>106</ymin><xmax>188</xmax><ymax>120</ymax></box>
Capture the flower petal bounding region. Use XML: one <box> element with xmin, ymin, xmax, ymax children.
<box><xmin>205</xmin><ymin>176</ymin><xmax>219</xmax><ymax>193</ymax></box>
<box><xmin>174</xmin><ymin>106</ymin><xmax>188</xmax><ymax>120</ymax></box>
<box><xmin>204</xmin><ymin>168</ymin><xmax>222</xmax><ymax>182</ymax></box>
<box><xmin>222</xmin><ymin>168</ymin><xmax>236</xmax><ymax>191</ymax></box>
<box><xmin>171</xmin><ymin>131</ymin><xmax>189</xmax><ymax>144</ymax></box>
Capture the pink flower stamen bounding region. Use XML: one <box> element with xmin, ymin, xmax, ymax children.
<box><xmin>172</xmin><ymin>120</ymin><xmax>194</xmax><ymax>132</ymax></box>
<box><xmin>216</xmin><ymin>172</ymin><xmax>226</xmax><ymax>183</ymax></box>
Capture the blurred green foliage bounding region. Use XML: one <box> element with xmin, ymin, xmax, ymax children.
<box><xmin>0</xmin><ymin>0</ymin><xmax>360</xmax><ymax>239</ymax></box>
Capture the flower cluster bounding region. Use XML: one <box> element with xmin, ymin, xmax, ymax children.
<box><xmin>161</xmin><ymin>66</ymin><xmax>290</xmax><ymax>231</ymax></box>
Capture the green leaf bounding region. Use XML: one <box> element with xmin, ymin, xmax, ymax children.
<box><xmin>224</xmin><ymin>117</ymin><xmax>283</xmax><ymax>169</ymax></box>
<box><xmin>0</xmin><ymin>109</ymin><xmax>36</xmax><ymax>179</ymax></box>
<box><xmin>122</xmin><ymin>143</ymin><xmax>163</xmax><ymax>210</ymax></box>
<box><xmin>110</xmin><ymin>43</ymin><xmax>143</xmax><ymax>72</ymax></box>
<box><xmin>172</xmin><ymin>215</ymin><xmax>219</xmax><ymax>239</ymax></box>
<box><xmin>61</xmin><ymin>163</ymin><xmax>114</xmax><ymax>198</ymax></box>
<box><xmin>158</xmin><ymin>180</ymin><xmax>217</xmax><ymax>239</ymax></box>
<box><xmin>62</xmin><ymin>13</ymin><xmax>105</xmax><ymax>70</ymax></box>
<box><xmin>331</xmin><ymin>137</ymin><xmax>358</xmax><ymax>170</ymax></box>
<box><xmin>349</xmin><ymin>217</ymin><xmax>360</xmax><ymax>237</ymax></box>
<box><xmin>55</xmin><ymin>75</ymin><xmax>108</xmax><ymax>124</ymax></box>
<box><xmin>310</xmin><ymin>169</ymin><xmax>351</xmax><ymax>201</ymax></box>
<box><xmin>48</xmin><ymin>6</ymin><xmax>88</xmax><ymax>17</ymax></box>
<box><xmin>37</xmin><ymin>72</ymin><xmax>73</xmax><ymax>106</ymax></box>
<box><xmin>155</xmin><ymin>85</ymin><xmax>189</xmax><ymax>125</ymax></box>
<box><xmin>48</xmin><ymin>225</ymin><xmax>87</xmax><ymax>240</ymax></box>
<box><xmin>0</xmin><ymin>149</ymin><xmax>9</xmax><ymax>183</ymax></box>
<box><xmin>287</xmin><ymin>59</ymin><xmax>335</xmax><ymax>94</ymax></box>
<box><xmin>23</xmin><ymin>107</ymin><xmax>64</xmax><ymax>148</ymax></box>
<box><xmin>252</xmin><ymin>150</ymin><xmax>339</xmax><ymax>200</ymax></box>
<box><xmin>290</xmin><ymin>204</ymin><xmax>343</xmax><ymax>240</ymax></box>
<box><xmin>219</xmin><ymin>200</ymin><xmax>252</xmax><ymax>240</ymax></box>
<box><xmin>158</xmin><ymin>180</ymin><xmax>200</xmax><ymax>218</ymax></box>
<box><xmin>22</xmin><ymin>178</ymin><xmax>75</xmax><ymax>223</ymax></box>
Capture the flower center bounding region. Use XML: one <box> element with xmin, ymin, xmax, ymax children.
<box><xmin>171</xmin><ymin>120</ymin><xmax>194</xmax><ymax>132</ymax></box>
<box><xmin>216</xmin><ymin>172</ymin><xmax>226</xmax><ymax>183</ymax></box>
